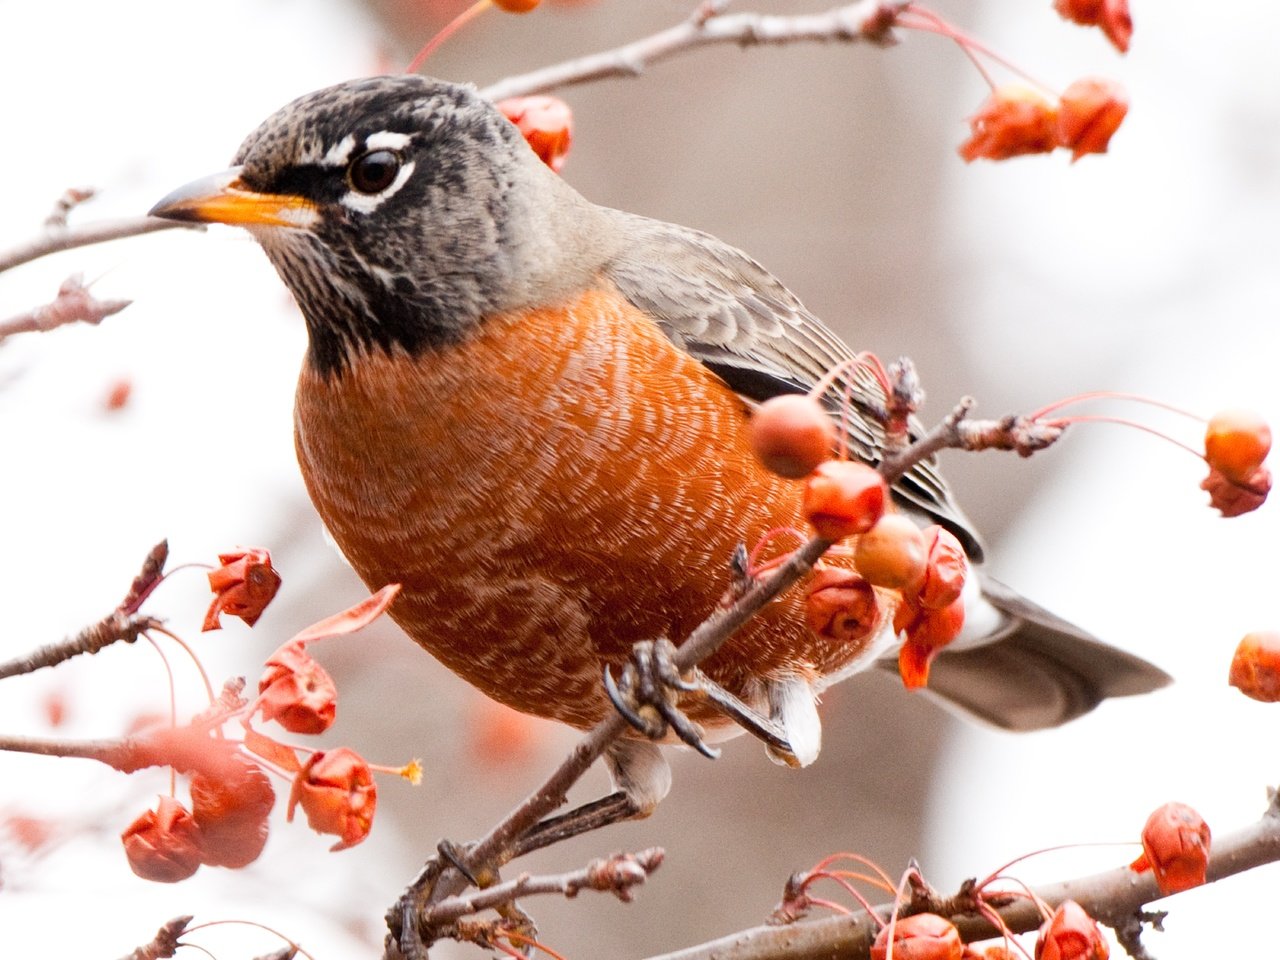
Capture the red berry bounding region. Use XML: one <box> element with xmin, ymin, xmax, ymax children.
<box><xmin>493</xmin><ymin>0</ymin><xmax>541</xmax><ymax>10</ymax></box>
<box><xmin>748</xmin><ymin>394</ymin><xmax>837</xmax><ymax>479</ymax></box>
<box><xmin>802</xmin><ymin>461</ymin><xmax>887</xmax><ymax>540</ymax></box>
<box><xmin>854</xmin><ymin>514</ymin><xmax>928</xmax><ymax>589</ymax></box>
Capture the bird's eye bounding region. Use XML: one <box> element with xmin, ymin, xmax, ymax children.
<box><xmin>348</xmin><ymin>150</ymin><xmax>402</xmax><ymax>194</ymax></box>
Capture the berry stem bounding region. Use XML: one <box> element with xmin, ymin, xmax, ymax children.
<box><xmin>1028</xmin><ymin>390</ymin><xmax>1205</xmax><ymax>423</ymax></box>
<box><xmin>406</xmin><ymin>0</ymin><xmax>493</xmax><ymax>74</ymax></box>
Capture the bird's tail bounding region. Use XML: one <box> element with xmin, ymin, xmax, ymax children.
<box><xmin>899</xmin><ymin>575</ymin><xmax>1171</xmax><ymax>731</ymax></box>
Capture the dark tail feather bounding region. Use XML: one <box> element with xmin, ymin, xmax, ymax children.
<box><xmin>896</xmin><ymin>576</ymin><xmax>1171</xmax><ymax>732</ymax></box>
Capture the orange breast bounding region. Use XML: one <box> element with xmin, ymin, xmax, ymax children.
<box><xmin>294</xmin><ymin>286</ymin><xmax>889</xmax><ymax>729</ymax></box>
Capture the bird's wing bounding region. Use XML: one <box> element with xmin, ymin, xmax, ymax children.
<box><xmin>603</xmin><ymin>212</ymin><xmax>985</xmax><ymax>559</ymax></box>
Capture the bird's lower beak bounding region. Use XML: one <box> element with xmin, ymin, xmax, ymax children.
<box><xmin>149</xmin><ymin>167</ymin><xmax>318</xmax><ymax>229</ymax></box>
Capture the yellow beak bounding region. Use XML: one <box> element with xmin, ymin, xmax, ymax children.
<box><xmin>149</xmin><ymin>167</ymin><xmax>318</xmax><ymax>229</ymax></box>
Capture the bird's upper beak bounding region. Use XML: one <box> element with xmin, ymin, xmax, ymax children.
<box><xmin>149</xmin><ymin>167</ymin><xmax>318</xmax><ymax>229</ymax></box>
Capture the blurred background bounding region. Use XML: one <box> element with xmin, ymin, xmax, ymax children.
<box><xmin>0</xmin><ymin>0</ymin><xmax>1275</xmax><ymax>957</ymax></box>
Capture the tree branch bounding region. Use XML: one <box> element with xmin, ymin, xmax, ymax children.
<box><xmin>116</xmin><ymin>916</ymin><xmax>192</xmax><ymax>960</ymax></box>
<box><xmin>0</xmin><ymin>610</ymin><xmax>161</xmax><ymax>680</ymax></box>
<box><xmin>0</xmin><ymin>274</ymin><xmax>133</xmax><ymax>343</ymax></box>
<box><xmin>428</xmin><ymin>848</ymin><xmax>664</xmax><ymax>925</ymax></box>
<box><xmin>640</xmin><ymin>792</ymin><xmax>1280</xmax><ymax>960</ymax></box>
<box><xmin>478</xmin><ymin>1</ymin><xmax>898</xmax><ymax>102</ymax></box>
<box><xmin>0</xmin><ymin>541</ymin><xmax>168</xmax><ymax>680</ymax></box>
<box><xmin>0</xmin><ymin>215</ymin><xmax>197</xmax><ymax>276</ymax></box>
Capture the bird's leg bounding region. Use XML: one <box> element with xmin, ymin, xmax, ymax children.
<box><xmin>510</xmin><ymin>739</ymin><xmax>670</xmax><ymax>858</ymax></box>
<box><xmin>694</xmin><ymin>675</ymin><xmax>798</xmax><ymax>762</ymax></box>
<box><xmin>605</xmin><ymin>636</ymin><xmax>802</xmax><ymax>765</ymax></box>
<box><xmin>604</xmin><ymin>638</ymin><xmax>719</xmax><ymax>757</ymax></box>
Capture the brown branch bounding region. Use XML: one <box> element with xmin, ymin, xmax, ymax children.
<box><xmin>640</xmin><ymin>793</ymin><xmax>1280</xmax><ymax>960</ymax></box>
<box><xmin>0</xmin><ymin>610</ymin><xmax>161</xmax><ymax>680</ymax></box>
<box><xmin>428</xmin><ymin>848</ymin><xmax>664</xmax><ymax>925</ymax></box>
<box><xmin>117</xmin><ymin>916</ymin><xmax>193</xmax><ymax>960</ymax></box>
<box><xmin>0</xmin><ymin>541</ymin><xmax>169</xmax><ymax>679</ymax></box>
<box><xmin>0</xmin><ymin>274</ymin><xmax>132</xmax><ymax>343</ymax></box>
<box><xmin>478</xmin><ymin>1</ymin><xmax>898</xmax><ymax>102</ymax></box>
<box><xmin>384</xmin><ymin>535</ymin><xmax>835</xmax><ymax>957</ymax></box>
<box><xmin>0</xmin><ymin>215</ymin><xmax>197</xmax><ymax>275</ymax></box>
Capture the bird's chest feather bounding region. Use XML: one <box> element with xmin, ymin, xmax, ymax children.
<box><xmin>294</xmin><ymin>287</ymin><xmax>878</xmax><ymax>724</ymax></box>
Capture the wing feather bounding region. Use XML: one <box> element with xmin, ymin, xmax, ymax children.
<box><xmin>603</xmin><ymin>211</ymin><xmax>985</xmax><ymax>559</ymax></box>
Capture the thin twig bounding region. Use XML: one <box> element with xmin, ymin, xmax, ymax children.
<box><xmin>479</xmin><ymin>1</ymin><xmax>897</xmax><ymax>102</ymax></box>
<box><xmin>0</xmin><ymin>610</ymin><xmax>161</xmax><ymax>680</ymax></box>
<box><xmin>0</xmin><ymin>215</ymin><xmax>198</xmax><ymax>275</ymax></box>
<box><xmin>117</xmin><ymin>916</ymin><xmax>193</xmax><ymax>960</ymax></box>
<box><xmin>0</xmin><ymin>274</ymin><xmax>132</xmax><ymax>344</ymax></box>
<box><xmin>0</xmin><ymin>542</ymin><xmax>169</xmax><ymax>680</ymax></box>
<box><xmin>640</xmin><ymin>794</ymin><xmax>1280</xmax><ymax>960</ymax></box>
<box><xmin>429</xmin><ymin>849</ymin><xmax>664</xmax><ymax>924</ymax></box>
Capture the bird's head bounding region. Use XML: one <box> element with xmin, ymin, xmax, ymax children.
<box><xmin>151</xmin><ymin>75</ymin><xmax>607</xmax><ymax>376</ymax></box>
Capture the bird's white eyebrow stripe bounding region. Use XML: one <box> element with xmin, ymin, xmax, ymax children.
<box><xmin>365</xmin><ymin>131</ymin><xmax>414</xmax><ymax>152</ymax></box>
<box><xmin>320</xmin><ymin>134</ymin><xmax>357</xmax><ymax>167</ymax></box>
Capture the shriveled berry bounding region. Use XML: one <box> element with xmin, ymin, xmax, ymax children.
<box><xmin>121</xmin><ymin>796</ymin><xmax>204</xmax><ymax>883</ymax></box>
<box><xmin>1036</xmin><ymin>900</ymin><xmax>1109</xmax><ymax>960</ymax></box>
<box><xmin>748</xmin><ymin>394</ymin><xmax>837</xmax><ymax>479</ymax></box>
<box><xmin>805</xmin><ymin>566</ymin><xmax>882</xmax><ymax>645</ymax></box>
<box><xmin>910</xmin><ymin>526</ymin><xmax>968</xmax><ymax>610</ymax></box>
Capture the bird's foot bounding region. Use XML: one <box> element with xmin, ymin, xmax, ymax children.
<box><xmin>604</xmin><ymin>639</ymin><xmax>720</xmax><ymax>758</ymax></box>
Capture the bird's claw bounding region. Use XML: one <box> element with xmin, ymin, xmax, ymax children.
<box><xmin>603</xmin><ymin>639</ymin><xmax>720</xmax><ymax>759</ymax></box>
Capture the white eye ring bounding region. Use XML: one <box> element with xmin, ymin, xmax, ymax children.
<box><xmin>340</xmin><ymin>157</ymin><xmax>416</xmax><ymax>215</ymax></box>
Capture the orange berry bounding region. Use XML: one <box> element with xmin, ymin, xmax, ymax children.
<box><xmin>493</xmin><ymin>0</ymin><xmax>541</xmax><ymax>11</ymax></box>
<box><xmin>1204</xmin><ymin>409</ymin><xmax>1271</xmax><ymax>484</ymax></box>
<box><xmin>802</xmin><ymin>461</ymin><xmax>887</xmax><ymax>540</ymax></box>
<box><xmin>496</xmin><ymin>95</ymin><xmax>573</xmax><ymax>173</ymax></box>
<box><xmin>748</xmin><ymin>394</ymin><xmax>837</xmax><ymax>479</ymax></box>
<box><xmin>1057</xmin><ymin>78</ymin><xmax>1128</xmax><ymax>161</ymax></box>
<box><xmin>958</xmin><ymin>85</ymin><xmax>1059</xmax><ymax>163</ymax></box>
<box><xmin>1131</xmin><ymin>802</ymin><xmax>1210</xmax><ymax>895</ymax></box>
<box><xmin>871</xmin><ymin>913</ymin><xmax>963</xmax><ymax>960</ymax></box>
<box><xmin>1228</xmin><ymin>631</ymin><xmax>1280</xmax><ymax>702</ymax></box>
<box><xmin>854</xmin><ymin>514</ymin><xmax>928</xmax><ymax>589</ymax></box>
<box><xmin>1054</xmin><ymin>0</ymin><xmax>1131</xmax><ymax>53</ymax></box>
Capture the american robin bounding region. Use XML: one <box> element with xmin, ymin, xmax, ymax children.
<box><xmin>151</xmin><ymin>75</ymin><xmax>1167</xmax><ymax>840</ymax></box>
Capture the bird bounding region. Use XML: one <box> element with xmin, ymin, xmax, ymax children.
<box><xmin>150</xmin><ymin>75</ymin><xmax>1168</xmax><ymax>846</ymax></box>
